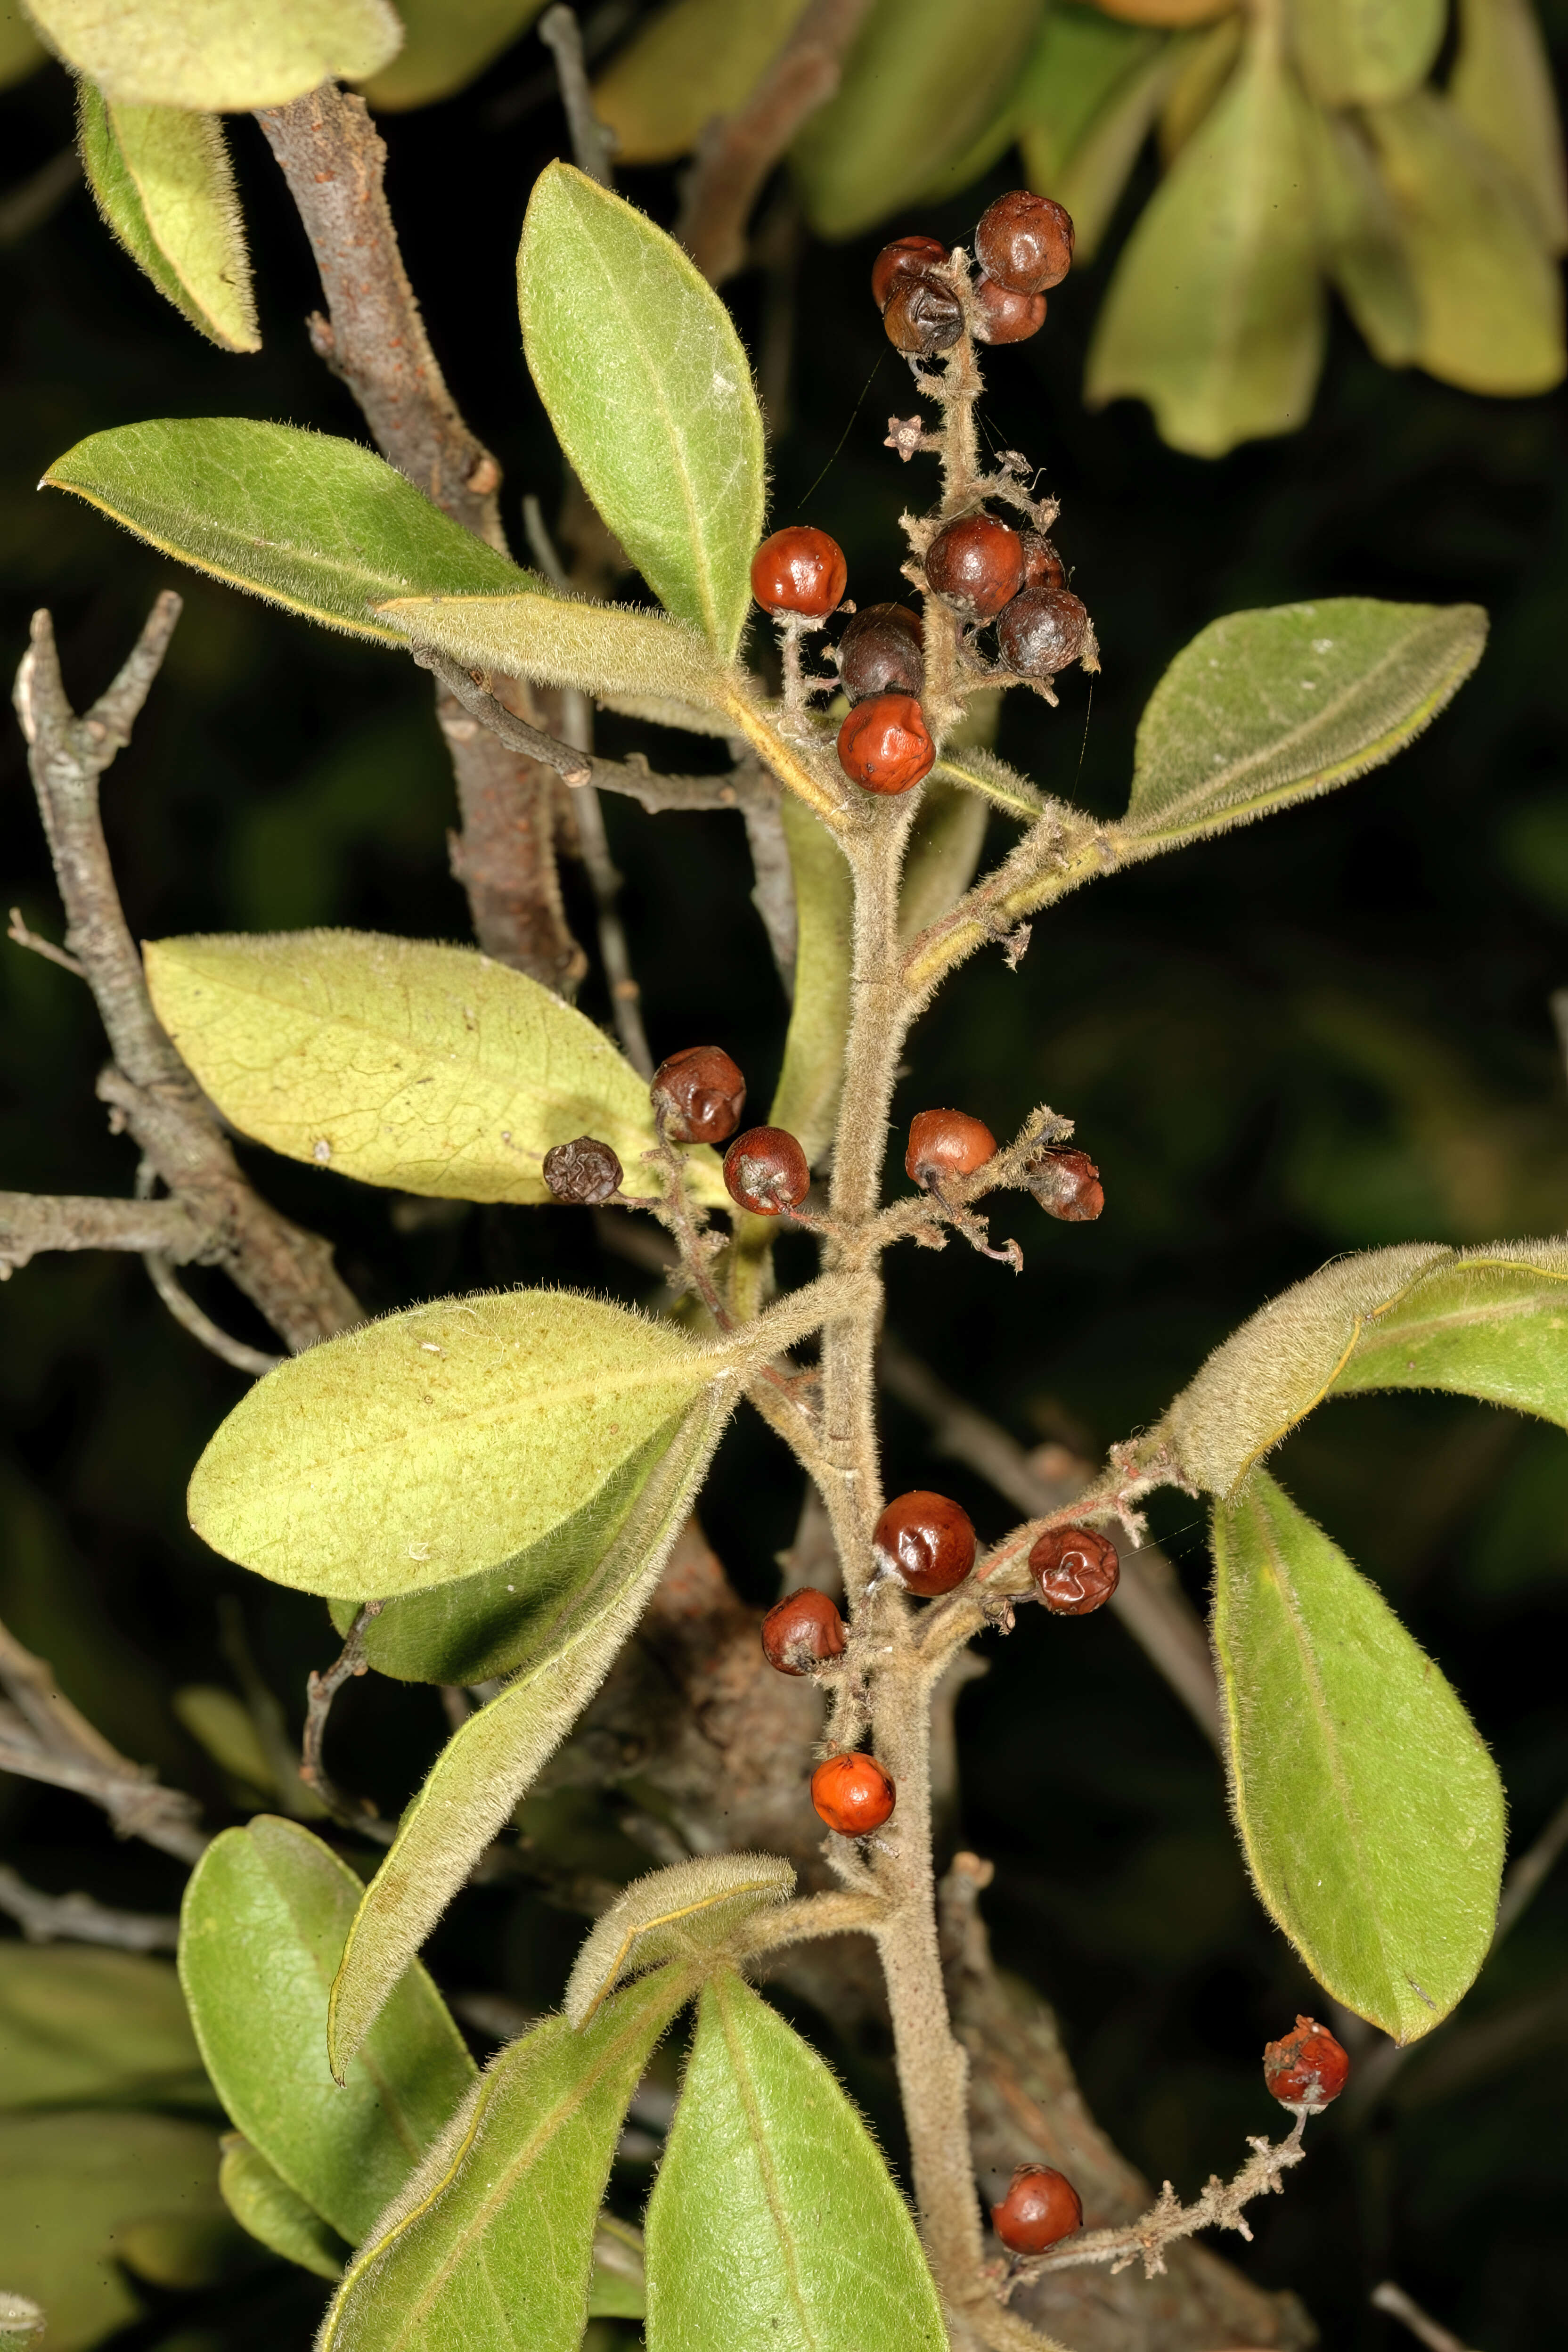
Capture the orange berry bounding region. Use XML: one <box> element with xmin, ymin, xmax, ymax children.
<box><xmin>811</xmin><ymin>1751</ymin><xmax>896</xmax><ymax>1836</ymax></box>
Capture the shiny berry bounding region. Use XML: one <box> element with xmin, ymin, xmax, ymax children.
<box><xmin>836</xmin><ymin>693</ymin><xmax>934</xmax><ymax>795</ymax></box>
<box><xmin>972</xmin><ymin>275</ymin><xmax>1047</xmax><ymax>344</ymax></box>
<box><xmin>871</xmin><ymin>233</ymin><xmax>949</xmax><ymax>312</ymax></box>
<box><xmin>873</xmin><ymin>1490</ymin><xmax>977</xmax><ymax>1598</ymax></box>
<box><xmin>925</xmin><ymin>514</ymin><xmax>1025</xmax><ymax>623</ymax></box>
<box><xmin>761</xmin><ymin>1587</ymin><xmax>847</xmax><ymax>1675</ymax></box>
<box><xmin>651</xmin><ymin>1045</ymin><xmax>746</xmax><ymax>1146</ymax></box>
<box><xmin>542</xmin><ymin>1136</ymin><xmax>622</xmax><ymax>1205</ymax></box>
<box><xmin>1031</xmin><ymin>1145</ymin><xmax>1103</xmax><ymax>1223</ymax></box>
<box><xmin>751</xmin><ymin>526</ymin><xmax>847</xmax><ymax>619</ymax></box>
<box><xmin>1018</xmin><ymin>529</ymin><xmax>1066</xmax><ymax>591</ymax></box>
<box><xmin>882</xmin><ymin>274</ymin><xmax>963</xmax><ymax>357</ymax></box>
<box><xmin>723</xmin><ymin>1125</ymin><xmax>810</xmax><ymax>1216</ymax></box>
<box><xmin>906</xmin><ymin>1108</ymin><xmax>997</xmax><ymax>1190</ymax></box>
<box><xmin>975</xmin><ymin>189</ymin><xmax>1075</xmax><ymax>295</ymax></box>
<box><xmin>992</xmin><ymin>2164</ymin><xmax>1083</xmax><ymax>2255</ymax></box>
<box><xmin>1029</xmin><ymin>1525</ymin><xmax>1119</xmax><ymax>1615</ymax></box>
<box><xmin>838</xmin><ymin>603</ymin><xmax>923</xmax><ymax>704</ymax></box>
<box><xmin>1263</xmin><ymin>2016</ymin><xmax>1350</xmax><ymax>2110</ymax></box>
<box><xmin>811</xmin><ymin>1750</ymin><xmax>896</xmax><ymax>1836</ymax></box>
<box><xmin>997</xmin><ymin>587</ymin><xmax>1090</xmax><ymax>679</ymax></box>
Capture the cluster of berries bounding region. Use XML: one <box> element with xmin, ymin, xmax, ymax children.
<box><xmin>876</xmin><ymin>189</ymin><xmax>1074</xmax><ymax>357</ymax></box>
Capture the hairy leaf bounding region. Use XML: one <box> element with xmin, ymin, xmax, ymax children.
<box><xmin>42</xmin><ymin>419</ymin><xmax>528</xmax><ymax>641</ymax></box>
<box><xmin>1125</xmin><ymin>598</ymin><xmax>1486</xmax><ymax>851</ymax></box>
<box><xmin>0</xmin><ymin>1945</ymin><xmax>209</xmax><ymax>2113</ymax></box>
<box><xmin>594</xmin><ymin>0</ymin><xmax>813</xmax><ymax>163</ymax></box>
<box><xmin>768</xmin><ymin>797</ymin><xmax>852</xmax><ymax>1168</ymax></box>
<box><xmin>179</xmin><ymin>1816</ymin><xmax>476</xmax><ymax>2245</ymax></box>
<box><xmin>645</xmin><ymin>1969</ymin><xmax>946</xmax><ymax>2352</ymax></box>
<box><xmin>1306</xmin><ymin>104</ymin><xmax>1420</xmax><ymax>366</ymax></box>
<box><xmin>375</xmin><ymin>586</ymin><xmax>730</xmax><ymax>703</ymax></box>
<box><xmin>328</xmin><ymin>1386</ymin><xmax>734</xmax><ymax>2074</ymax></box>
<box><xmin>319</xmin><ymin>1971</ymin><xmax>689</xmax><ymax>2350</ymax></box>
<box><xmin>219</xmin><ymin>2135</ymin><xmax>348</xmax><ymax>2281</ymax></box>
<box><xmin>565</xmin><ymin>1854</ymin><xmax>795</xmax><ymax>2026</ymax></box>
<box><xmin>1213</xmin><ymin>1472</ymin><xmax>1503</xmax><ymax>2039</ymax></box>
<box><xmin>362</xmin><ymin>0</ymin><xmax>547</xmax><ymax>108</ymax></box>
<box><xmin>1450</xmin><ymin>0</ymin><xmax>1568</xmax><ymax>253</ymax></box>
<box><xmin>518</xmin><ymin>162</ymin><xmax>763</xmax><ymax>657</ymax></box>
<box><xmin>77</xmin><ymin>88</ymin><xmax>259</xmax><ymax>352</ymax></box>
<box><xmin>1291</xmin><ymin>0</ymin><xmax>1444</xmax><ymax>106</ymax></box>
<box><xmin>26</xmin><ymin>0</ymin><xmax>402</xmax><ymax>108</ymax></box>
<box><xmin>931</xmin><ymin>744</ymin><xmax>1049</xmax><ymax>825</ymax></box>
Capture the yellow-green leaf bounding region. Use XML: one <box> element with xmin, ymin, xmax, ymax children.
<box><xmin>375</xmin><ymin>586</ymin><xmax>729</xmax><ymax>704</ymax></box>
<box><xmin>218</xmin><ymin>2135</ymin><xmax>348</xmax><ymax>2281</ymax></box>
<box><xmin>0</xmin><ymin>1945</ymin><xmax>209</xmax><ymax>2114</ymax></box>
<box><xmin>0</xmin><ymin>8</ymin><xmax>46</xmax><ymax>89</ymax></box>
<box><xmin>930</xmin><ymin>744</ymin><xmax>1050</xmax><ymax>826</ymax></box>
<box><xmin>564</xmin><ymin>1854</ymin><xmax>795</xmax><ymax>2026</ymax></box>
<box><xmin>1042</xmin><ymin>37</ymin><xmax>1182</xmax><ymax>261</ymax></box>
<box><xmin>1017</xmin><ymin>5</ymin><xmax>1163</xmax><ymax>194</ymax></box>
<box><xmin>767</xmin><ymin>796</ymin><xmax>852</xmax><ymax>1169</ymax></box>
<box><xmin>1289</xmin><ymin>0</ymin><xmax>1445</xmax><ymax>106</ymax></box>
<box><xmin>1450</xmin><ymin>0</ymin><xmax>1568</xmax><ymax>253</ymax></box>
<box><xmin>77</xmin><ymin>87</ymin><xmax>258</xmax><ymax>351</ymax></box>
<box><xmin>362</xmin><ymin>0</ymin><xmax>548</xmax><ymax>108</ymax></box>
<box><xmin>26</xmin><ymin>0</ymin><xmax>402</xmax><ymax>108</ymax></box>
<box><xmin>1158</xmin><ymin>16</ymin><xmax>1243</xmax><ymax>160</ymax></box>
<box><xmin>1306</xmin><ymin>102</ymin><xmax>1420</xmax><ymax>365</ymax></box>
<box><xmin>594</xmin><ymin>0</ymin><xmax>812</xmax><ymax>163</ymax></box>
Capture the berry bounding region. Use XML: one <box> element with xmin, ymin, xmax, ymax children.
<box><xmin>751</xmin><ymin>526</ymin><xmax>848</xmax><ymax>619</ymax></box>
<box><xmin>1018</xmin><ymin>529</ymin><xmax>1065</xmax><ymax>591</ymax></box>
<box><xmin>542</xmin><ymin>1135</ymin><xmax>622</xmax><ymax>1205</ymax></box>
<box><xmin>925</xmin><ymin>514</ymin><xmax>1025</xmax><ymax>623</ymax></box>
<box><xmin>906</xmin><ymin>1108</ymin><xmax>997</xmax><ymax>1190</ymax></box>
<box><xmin>882</xmin><ymin>274</ymin><xmax>963</xmax><ymax>357</ymax></box>
<box><xmin>723</xmin><ymin>1125</ymin><xmax>810</xmax><ymax>1216</ymax></box>
<box><xmin>1029</xmin><ymin>1526</ymin><xmax>1119</xmax><ymax>1616</ymax></box>
<box><xmin>651</xmin><ymin>1045</ymin><xmax>746</xmax><ymax>1146</ymax></box>
<box><xmin>837</xmin><ymin>693</ymin><xmax>934</xmax><ymax>795</ymax></box>
<box><xmin>974</xmin><ymin>190</ymin><xmax>1075</xmax><ymax>296</ymax></box>
<box><xmin>873</xmin><ymin>1490</ymin><xmax>977</xmax><ymax>1598</ymax></box>
<box><xmin>761</xmin><ymin>1587</ymin><xmax>847</xmax><ymax>1675</ymax></box>
<box><xmin>1031</xmin><ymin>1145</ymin><xmax>1103</xmax><ymax>1223</ymax></box>
<box><xmin>992</xmin><ymin>2164</ymin><xmax>1083</xmax><ymax>2255</ymax></box>
<box><xmin>997</xmin><ymin>587</ymin><xmax>1090</xmax><ymax>680</ymax></box>
<box><xmin>972</xmin><ymin>274</ymin><xmax>1047</xmax><ymax>345</ymax></box>
<box><xmin>839</xmin><ymin>603</ymin><xmax>923</xmax><ymax>704</ymax></box>
<box><xmin>1263</xmin><ymin>2016</ymin><xmax>1350</xmax><ymax>2110</ymax></box>
<box><xmin>871</xmin><ymin>233</ymin><xmax>948</xmax><ymax>312</ymax></box>
<box><xmin>811</xmin><ymin>1751</ymin><xmax>896</xmax><ymax>1836</ymax></box>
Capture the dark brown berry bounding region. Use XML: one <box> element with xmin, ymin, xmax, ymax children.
<box><xmin>838</xmin><ymin>603</ymin><xmax>923</xmax><ymax>704</ymax></box>
<box><xmin>651</xmin><ymin>1045</ymin><xmax>746</xmax><ymax>1146</ymax></box>
<box><xmin>975</xmin><ymin>189</ymin><xmax>1075</xmax><ymax>296</ymax></box>
<box><xmin>882</xmin><ymin>275</ymin><xmax>963</xmax><ymax>357</ymax></box>
<box><xmin>996</xmin><ymin>587</ymin><xmax>1090</xmax><ymax>679</ymax></box>
<box><xmin>836</xmin><ymin>693</ymin><xmax>934</xmax><ymax>795</ymax></box>
<box><xmin>542</xmin><ymin>1136</ymin><xmax>622</xmax><ymax>1205</ymax></box>
<box><xmin>925</xmin><ymin>514</ymin><xmax>1025</xmax><ymax>623</ymax></box>
<box><xmin>811</xmin><ymin>1751</ymin><xmax>895</xmax><ymax>1836</ymax></box>
<box><xmin>1029</xmin><ymin>1526</ymin><xmax>1119</xmax><ymax>1615</ymax></box>
<box><xmin>992</xmin><ymin>2164</ymin><xmax>1083</xmax><ymax>2255</ymax></box>
<box><xmin>906</xmin><ymin>1108</ymin><xmax>997</xmax><ymax>1190</ymax></box>
<box><xmin>751</xmin><ymin>526</ymin><xmax>847</xmax><ymax>619</ymax></box>
<box><xmin>972</xmin><ymin>275</ymin><xmax>1047</xmax><ymax>345</ymax></box>
<box><xmin>871</xmin><ymin>233</ymin><xmax>948</xmax><ymax>312</ymax></box>
<box><xmin>761</xmin><ymin>1587</ymin><xmax>847</xmax><ymax>1675</ymax></box>
<box><xmin>873</xmin><ymin>1490</ymin><xmax>977</xmax><ymax>1598</ymax></box>
<box><xmin>723</xmin><ymin>1125</ymin><xmax>810</xmax><ymax>1217</ymax></box>
<box><xmin>1031</xmin><ymin>1145</ymin><xmax>1102</xmax><ymax>1222</ymax></box>
<box><xmin>1263</xmin><ymin>2016</ymin><xmax>1350</xmax><ymax>2110</ymax></box>
<box><xmin>1018</xmin><ymin>529</ymin><xmax>1066</xmax><ymax>591</ymax></box>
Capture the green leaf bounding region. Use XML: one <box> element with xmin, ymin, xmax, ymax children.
<box><xmin>1213</xmin><ymin>1471</ymin><xmax>1504</xmax><ymax>2039</ymax></box>
<box><xmin>1086</xmin><ymin>33</ymin><xmax>1324</xmax><ymax>455</ymax></box>
<box><xmin>77</xmin><ymin>88</ymin><xmax>259</xmax><ymax>352</ymax></box>
<box><xmin>1364</xmin><ymin>87</ymin><xmax>1567</xmax><ymax>396</ymax></box>
<box><xmin>0</xmin><ymin>1945</ymin><xmax>210</xmax><ymax>2113</ymax></box>
<box><xmin>1016</xmin><ymin>6</ymin><xmax>1163</xmax><ymax>192</ymax></box>
<box><xmin>645</xmin><ymin>1969</ymin><xmax>947</xmax><ymax>2352</ymax></box>
<box><xmin>517</xmin><ymin>162</ymin><xmax>764</xmax><ymax>659</ymax></box>
<box><xmin>767</xmin><ymin>797</ymin><xmax>853</xmax><ymax>1169</ymax></box>
<box><xmin>588</xmin><ymin>2216</ymin><xmax>647</xmax><ymax>2319</ymax></box>
<box><xmin>375</xmin><ymin>585</ymin><xmax>732</xmax><ymax>704</ymax></box>
<box><xmin>218</xmin><ymin>2134</ymin><xmax>349</xmax><ymax>2280</ymax></box>
<box><xmin>1124</xmin><ymin>598</ymin><xmax>1487</xmax><ymax>853</ymax></box>
<box><xmin>179</xmin><ymin>1816</ymin><xmax>476</xmax><ymax>2245</ymax></box>
<box><xmin>173</xmin><ymin>1682</ymin><xmax>275</xmax><ymax>1794</ymax></box>
<box><xmin>0</xmin><ymin>9</ymin><xmax>46</xmax><ymax>90</ymax></box>
<box><xmin>593</xmin><ymin>0</ymin><xmax>813</xmax><ymax>164</ymax></box>
<box><xmin>1305</xmin><ymin>103</ymin><xmax>1420</xmax><ymax>366</ymax></box>
<box><xmin>143</xmin><ymin>929</ymin><xmax>726</xmax><ymax>1211</ymax></box>
<box><xmin>26</xmin><ymin>0</ymin><xmax>402</xmax><ymax>107</ymax></box>
<box><xmin>362</xmin><ymin>0</ymin><xmax>548</xmax><ymax>108</ymax></box>
<box><xmin>328</xmin><ymin>1386</ymin><xmax>734</xmax><ymax>2074</ymax></box>
<box><xmin>1290</xmin><ymin>0</ymin><xmax>1444</xmax><ymax>106</ymax></box>
<box><xmin>1037</xmin><ymin>37</ymin><xmax>1180</xmax><ymax>263</ymax></box>
<box><xmin>564</xmin><ymin>1854</ymin><xmax>795</xmax><ymax>2026</ymax></box>
<box><xmin>189</xmin><ymin>1288</ymin><xmax>725</xmax><ymax>1600</ymax></box>
<box><xmin>321</xmin><ymin>1971</ymin><xmax>689</xmax><ymax>2348</ymax></box>
<box><xmin>1450</xmin><ymin>0</ymin><xmax>1568</xmax><ymax>254</ymax></box>
<box><xmin>42</xmin><ymin>419</ymin><xmax>529</xmax><ymax>643</ymax></box>
<box><xmin>1158</xmin><ymin>17</ymin><xmax>1243</xmax><ymax>163</ymax></box>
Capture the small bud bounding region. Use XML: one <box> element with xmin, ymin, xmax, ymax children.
<box><xmin>925</xmin><ymin>514</ymin><xmax>1025</xmax><ymax>623</ymax></box>
<box><xmin>760</xmin><ymin>1587</ymin><xmax>847</xmax><ymax>1675</ymax></box>
<box><xmin>991</xmin><ymin>2163</ymin><xmax>1083</xmax><ymax>2254</ymax></box>
<box><xmin>1263</xmin><ymin>2016</ymin><xmax>1350</xmax><ymax>2110</ymax></box>
<box><xmin>974</xmin><ymin>189</ymin><xmax>1075</xmax><ymax>296</ymax></box>
<box><xmin>651</xmin><ymin>1045</ymin><xmax>746</xmax><ymax>1145</ymax></box>
<box><xmin>1029</xmin><ymin>1525</ymin><xmax>1119</xmax><ymax>1616</ymax></box>
<box><xmin>906</xmin><ymin>1109</ymin><xmax>997</xmax><ymax>1190</ymax></box>
<box><xmin>811</xmin><ymin>1751</ymin><xmax>896</xmax><ymax>1836</ymax></box>
<box><xmin>1030</xmin><ymin>1145</ymin><xmax>1102</xmax><ymax>1222</ymax></box>
<box><xmin>542</xmin><ymin>1136</ymin><xmax>622</xmax><ymax>1205</ymax></box>
<box><xmin>723</xmin><ymin>1126</ymin><xmax>811</xmax><ymax>1217</ymax></box>
<box><xmin>751</xmin><ymin>526</ymin><xmax>847</xmax><ymax>618</ymax></box>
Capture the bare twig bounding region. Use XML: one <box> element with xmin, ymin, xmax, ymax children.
<box><xmin>0</xmin><ymin>1191</ymin><xmax>211</xmax><ymax>1278</ymax></box>
<box><xmin>413</xmin><ymin>646</ymin><xmax>590</xmax><ymax>785</ymax></box>
<box><xmin>0</xmin><ymin>1616</ymin><xmax>206</xmax><ymax>1863</ymax></box>
<box><xmin>539</xmin><ymin>5</ymin><xmax>616</xmax><ymax>185</ymax></box>
<box><xmin>140</xmin><ymin>1250</ymin><xmax>283</xmax><ymax>1376</ymax></box>
<box><xmin>8</xmin><ymin>906</ymin><xmax>84</xmax><ymax>976</ymax></box>
<box><xmin>0</xmin><ymin>1863</ymin><xmax>179</xmax><ymax>1952</ymax></box>
<box><xmin>300</xmin><ymin>1606</ymin><xmax>393</xmax><ymax>1841</ymax></box>
<box><xmin>1371</xmin><ymin>2281</ymin><xmax>1480</xmax><ymax>2352</ymax></box>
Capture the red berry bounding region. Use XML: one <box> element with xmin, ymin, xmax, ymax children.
<box><xmin>873</xmin><ymin>1490</ymin><xmax>977</xmax><ymax>1598</ymax></box>
<box><xmin>871</xmin><ymin>233</ymin><xmax>949</xmax><ymax>312</ymax></box>
<box><xmin>651</xmin><ymin>1045</ymin><xmax>746</xmax><ymax>1146</ymax></box>
<box><xmin>882</xmin><ymin>275</ymin><xmax>963</xmax><ymax>357</ymax></box>
<box><xmin>838</xmin><ymin>603</ymin><xmax>923</xmax><ymax>704</ymax></box>
<box><xmin>996</xmin><ymin>587</ymin><xmax>1090</xmax><ymax>680</ymax></box>
<box><xmin>723</xmin><ymin>1125</ymin><xmax>810</xmax><ymax>1217</ymax></box>
<box><xmin>542</xmin><ymin>1136</ymin><xmax>622</xmax><ymax>1204</ymax></box>
<box><xmin>1029</xmin><ymin>1526</ymin><xmax>1119</xmax><ymax>1616</ymax></box>
<box><xmin>1263</xmin><ymin>2016</ymin><xmax>1350</xmax><ymax>2110</ymax></box>
<box><xmin>906</xmin><ymin>1108</ymin><xmax>997</xmax><ymax>1190</ymax></box>
<box><xmin>761</xmin><ymin>1587</ymin><xmax>847</xmax><ymax>1675</ymax></box>
<box><xmin>811</xmin><ymin>1751</ymin><xmax>895</xmax><ymax>1836</ymax></box>
<box><xmin>972</xmin><ymin>275</ymin><xmax>1047</xmax><ymax>345</ymax></box>
<box><xmin>1018</xmin><ymin>529</ymin><xmax>1066</xmax><ymax>592</ymax></box>
<box><xmin>1031</xmin><ymin>1146</ymin><xmax>1102</xmax><ymax>1223</ymax></box>
<box><xmin>836</xmin><ymin>693</ymin><xmax>934</xmax><ymax>796</ymax></box>
<box><xmin>974</xmin><ymin>190</ymin><xmax>1075</xmax><ymax>296</ymax></box>
<box><xmin>925</xmin><ymin>514</ymin><xmax>1025</xmax><ymax>623</ymax></box>
<box><xmin>751</xmin><ymin>526</ymin><xmax>847</xmax><ymax>619</ymax></box>
<box><xmin>991</xmin><ymin>2164</ymin><xmax>1083</xmax><ymax>2255</ymax></box>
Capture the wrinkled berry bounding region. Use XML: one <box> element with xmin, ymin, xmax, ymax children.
<box><xmin>1018</xmin><ymin>529</ymin><xmax>1065</xmax><ymax>591</ymax></box>
<box><xmin>1031</xmin><ymin>1145</ymin><xmax>1102</xmax><ymax>1223</ymax></box>
<box><xmin>871</xmin><ymin>233</ymin><xmax>949</xmax><ymax>312</ymax></box>
<box><xmin>751</xmin><ymin>526</ymin><xmax>847</xmax><ymax>619</ymax></box>
<box><xmin>811</xmin><ymin>1750</ymin><xmax>896</xmax><ymax>1835</ymax></box>
<box><xmin>972</xmin><ymin>275</ymin><xmax>1047</xmax><ymax>344</ymax></box>
<box><xmin>882</xmin><ymin>275</ymin><xmax>963</xmax><ymax>358</ymax></box>
<box><xmin>761</xmin><ymin>1586</ymin><xmax>847</xmax><ymax>1675</ymax></box>
<box><xmin>839</xmin><ymin>603</ymin><xmax>923</xmax><ymax>704</ymax></box>
<box><xmin>837</xmin><ymin>693</ymin><xmax>934</xmax><ymax>795</ymax></box>
<box><xmin>651</xmin><ymin>1045</ymin><xmax>746</xmax><ymax>1146</ymax></box>
<box><xmin>873</xmin><ymin>1490</ymin><xmax>977</xmax><ymax>1597</ymax></box>
<box><xmin>996</xmin><ymin>587</ymin><xmax>1090</xmax><ymax>679</ymax></box>
<box><xmin>975</xmin><ymin>189</ymin><xmax>1075</xmax><ymax>295</ymax></box>
<box><xmin>992</xmin><ymin>2163</ymin><xmax>1083</xmax><ymax>2254</ymax></box>
<box><xmin>906</xmin><ymin>1108</ymin><xmax>997</xmax><ymax>1190</ymax></box>
<box><xmin>1029</xmin><ymin>1525</ymin><xmax>1119</xmax><ymax>1615</ymax></box>
<box><xmin>925</xmin><ymin>514</ymin><xmax>1025</xmax><ymax>623</ymax></box>
<box><xmin>723</xmin><ymin>1125</ymin><xmax>810</xmax><ymax>1216</ymax></box>
<box><xmin>542</xmin><ymin>1136</ymin><xmax>622</xmax><ymax>1205</ymax></box>
<box><xmin>1263</xmin><ymin>2016</ymin><xmax>1350</xmax><ymax>2110</ymax></box>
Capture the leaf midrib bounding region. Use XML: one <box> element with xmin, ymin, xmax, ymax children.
<box><xmin>716</xmin><ymin>1974</ymin><xmax>819</xmax><ymax>2348</ymax></box>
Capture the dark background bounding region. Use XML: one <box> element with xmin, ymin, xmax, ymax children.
<box><xmin>2</xmin><ymin>5</ymin><xmax>1567</xmax><ymax>2345</ymax></box>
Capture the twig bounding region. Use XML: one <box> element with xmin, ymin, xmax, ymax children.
<box><xmin>8</xmin><ymin>906</ymin><xmax>84</xmax><ymax>977</ymax></box>
<box><xmin>300</xmin><ymin>1606</ymin><xmax>393</xmax><ymax>1841</ymax></box>
<box><xmin>0</xmin><ymin>1863</ymin><xmax>179</xmax><ymax>1952</ymax></box>
<box><xmin>1371</xmin><ymin>2281</ymin><xmax>1480</xmax><ymax>2352</ymax></box>
<box><xmin>139</xmin><ymin>1250</ymin><xmax>283</xmax><ymax>1376</ymax></box>
<box><xmin>539</xmin><ymin>5</ymin><xmax>615</xmax><ymax>185</ymax></box>
<box><xmin>412</xmin><ymin>646</ymin><xmax>590</xmax><ymax>785</ymax></box>
<box><xmin>0</xmin><ymin>1192</ymin><xmax>211</xmax><ymax>1279</ymax></box>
